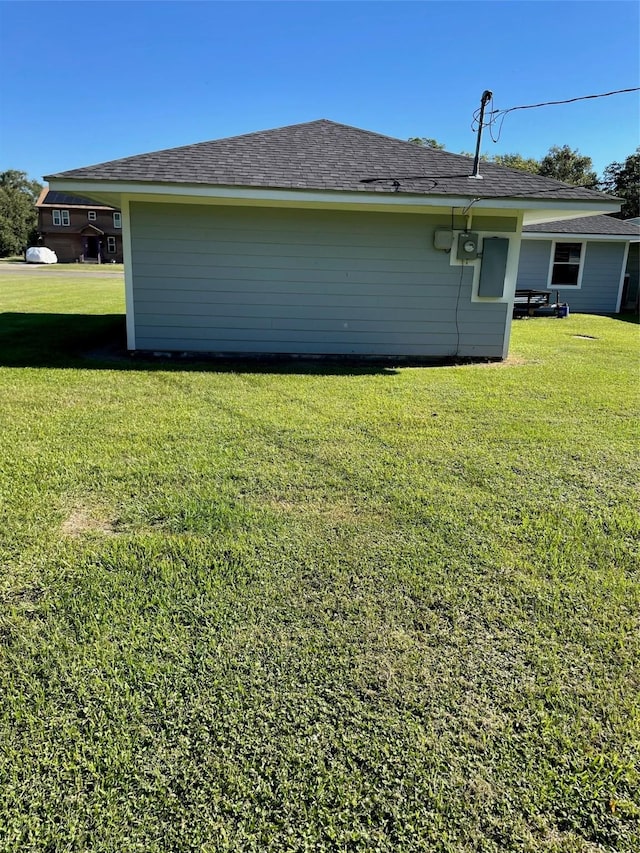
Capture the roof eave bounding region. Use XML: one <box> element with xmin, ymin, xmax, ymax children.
<box><xmin>523</xmin><ymin>232</ymin><xmax>638</xmax><ymax>242</ymax></box>
<box><xmin>46</xmin><ymin>177</ymin><xmax>621</xmax><ymax>219</ymax></box>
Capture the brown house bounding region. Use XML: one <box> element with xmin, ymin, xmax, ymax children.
<box><xmin>35</xmin><ymin>189</ymin><xmax>123</xmax><ymax>262</ymax></box>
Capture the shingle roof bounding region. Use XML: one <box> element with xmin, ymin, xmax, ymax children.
<box><xmin>37</xmin><ymin>190</ymin><xmax>116</xmax><ymax>208</ymax></box>
<box><xmin>524</xmin><ymin>215</ymin><xmax>639</xmax><ymax>236</ymax></box>
<box><xmin>45</xmin><ymin>119</ymin><xmax>616</xmax><ymax>205</ymax></box>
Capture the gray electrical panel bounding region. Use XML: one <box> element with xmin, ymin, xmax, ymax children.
<box><xmin>478</xmin><ymin>237</ymin><xmax>509</xmax><ymax>297</ymax></box>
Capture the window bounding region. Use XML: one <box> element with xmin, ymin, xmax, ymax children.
<box><xmin>52</xmin><ymin>209</ymin><xmax>70</xmax><ymax>226</ymax></box>
<box><xmin>113</xmin><ymin>212</ymin><xmax>122</xmax><ymax>228</ymax></box>
<box><xmin>88</xmin><ymin>211</ymin><xmax>96</xmax><ymax>221</ymax></box>
<box><xmin>549</xmin><ymin>242</ymin><xmax>584</xmax><ymax>287</ymax></box>
<box><xmin>107</xmin><ymin>236</ymin><xmax>116</xmax><ymax>254</ymax></box>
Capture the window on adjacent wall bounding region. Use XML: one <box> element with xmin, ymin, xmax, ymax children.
<box><xmin>88</xmin><ymin>211</ymin><xmax>96</xmax><ymax>220</ymax></box>
<box><xmin>107</xmin><ymin>236</ymin><xmax>116</xmax><ymax>254</ymax></box>
<box><xmin>549</xmin><ymin>242</ymin><xmax>584</xmax><ymax>287</ymax></box>
<box><xmin>113</xmin><ymin>212</ymin><xmax>122</xmax><ymax>228</ymax></box>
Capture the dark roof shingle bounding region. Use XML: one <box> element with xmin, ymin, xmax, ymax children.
<box><xmin>524</xmin><ymin>214</ymin><xmax>639</xmax><ymax>236</ymax></box>
<box><xmin>45</xmin><ymin>119</ymin><xmax>616</xmax><ymax>204</ymax></box>
<box><xmin>37</xmin><ymin>190</ymin><xmax>116</xmax><ymax>209</ymax></box>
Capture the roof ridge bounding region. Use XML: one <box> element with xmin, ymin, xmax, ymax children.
<box><xmin>43</xmin><ymin>119</ymin><xmax>619</xmax><ymax>208</ymax></box>
<box><xmin>45</xmin><ymin>119</ymin><xmax>474</xmax><ymax>180</ymax></box>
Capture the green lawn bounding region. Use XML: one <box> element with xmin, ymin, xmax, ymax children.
<box><xmin>1</xmin><ymin>274</ymin><xmax>638</xmax><ymax>852</ymax></box>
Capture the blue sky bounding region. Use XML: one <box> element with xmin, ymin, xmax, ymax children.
<box><xmin>1</xmin><ymin>1</ymin><xmax>638</xmax><ymax>183</ymax></box>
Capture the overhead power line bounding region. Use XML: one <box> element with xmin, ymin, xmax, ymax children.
<box><xmin>472</xmin><ymin>86</ymin><xmax>640</xmax><ymax>143</ymax></box>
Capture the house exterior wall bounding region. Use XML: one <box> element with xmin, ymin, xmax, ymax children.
<box><xmin>516</xmin><ymin>239</ymin><xmax>627</xmax><ymax>313</ymax></box>
<box><xmin>37</xmin><ymin>205</ymin><xmax>123</xmax><ymax>262</ymax></box>
<box><xmin>515</xmin><ymin>240</ymin><xmax>550</xmax><ymax>290</ymax></box>
<box><xmin>625</xmin><ymin>243</ymin><xmax>639</xmax><ymax>309</ymax></box>
<box><xmin>129</xmin><ymin>202</ymin><xmax>516</xmax><ymax>358</ymax></box>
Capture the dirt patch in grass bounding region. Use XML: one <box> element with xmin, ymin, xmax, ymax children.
<box><xmin>61</xmin><ymin>507</ymin><xmax>118</xmax><ymax>537</ymax></box>
<box><xmin>266</xmin><ymin>495</ymin><xmax>386</xmax><ymax>526</ymax></box>
<box><xmin>469</xmin><ymin>354</ymin><xmax>530</xmax><ymax>368</ymax></box>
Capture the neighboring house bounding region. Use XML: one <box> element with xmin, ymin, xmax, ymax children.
<box><xmin>35</xmin><ymin>189</ymin><xmax>123</xmax><ymax>263</ymax></box>
<box><xmin>45</xmin><ymin>120</ymin><xmax>619</xmax><ymax>359</ymax></box>
<box><xmin>624</xmin><ymin>217</ymin><xmax>640</xmax><ymax>311</ymax></box>
<box><xmin>517</xmin><ymin>215</ymin><xmax>639</xmax><ymax>314</ymax></box>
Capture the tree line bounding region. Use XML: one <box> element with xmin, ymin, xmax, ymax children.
<box><xmin>1</xmin><ymin>145</ymin><xmax>638</xmax><ymax>257</ymax></box>
<box><xmin>0</xmin><ymin>170</ymin><xmax>43</xmax><ymax>257</ymax></box>
<box><xmin>409</xmin><ymin>140</ymin><xmax>639</xmax><ymax>219</ymax></box>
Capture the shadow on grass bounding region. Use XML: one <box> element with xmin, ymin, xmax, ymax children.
<box><xmin>0</xmin><ymin>313</ymin><xmax>128</xmax><ymax>368</ymax></box>
<box><xmin>613</xmin><ymin>310</ymin><xmax>640</xmax><ymax>325</ymax></box>
<box><xmin>0</xmin><ymin>313</ymin><xmax>413</xmax><ymax>375</ymax></box>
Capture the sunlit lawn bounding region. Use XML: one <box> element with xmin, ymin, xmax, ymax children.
<box><xmin>0</xmin><ymin>273</ymin><xmax>638</xmax><ymax>851</ymax></box>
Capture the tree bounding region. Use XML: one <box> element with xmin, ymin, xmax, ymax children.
<box><xmin>0</xmin><ymin>170</ymin><xmax>43</xmax><ymax>257</ymax></box>
<box><xmin>600</xmin><ymin>148</ymin><xmax>640</xmax><ymax>219</ymax></box>
<box><xmin>537</xmin><ymin>145</ymin><xmax>599</xmax><ymax>188</ymax></box>
<box><xmin>408</xmin><ymin>137</ymin><xmax>445</xmax><ymax>149</ymax></box>
<box><xmin>490</xmin><ymin>153</ymin><xmax>540</xmax><ymax>174</ymax></box>
<box><xmin>457</xmin><ymin>150</ymin><xmax>540</xmax><ymax>172</ymax></box>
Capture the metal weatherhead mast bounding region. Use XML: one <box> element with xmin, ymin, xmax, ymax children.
<box><xmin>470</xmin><ymin>89</ymin><xmax>493</xmax><ymax>180</ymax></box>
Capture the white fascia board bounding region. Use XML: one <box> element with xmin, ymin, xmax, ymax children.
<box><xmin>522</xmin><ymin>233</ymin><xmax>637</xmax><ymax>243</ymax></box>
<box><xmin>46</xmin><ymin>178</ymin><xmax>619</xmax><ymax>218</ymax></box>
<box><xmin>120</xmin><ymin>197</ymin><xmax>135</xmax><ymax>350</ymax></box>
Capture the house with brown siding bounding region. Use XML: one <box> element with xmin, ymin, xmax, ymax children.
<box><xmin>35</xmin><ymin>189</ymin><xmax>123</xmax><ymax>262</ymax></box>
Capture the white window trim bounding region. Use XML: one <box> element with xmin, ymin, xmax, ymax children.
<box><xmin>106</xmin><ymin>236</ymin><xmax>116</xmax><ymax>253</ymax></box>
<box><xmin>61</xmin><ymin>210</ymin><xmax>70</xmax><ymax>226</ymax></box>
<box><xmin>88</xmin><ymin>210</ymin><xmax>96</xmax><ymax>220</ymax></box>
<box><xmin>52</xmin><ymin>209</ymin><xmax>61</xmax><ymax>225</ymax></box>
<box><xmin>113</xmin><ymin>212</ymin><xmax>122</xmax><ymax>228</ymax></box>
<box><xmin>547</xmin><ymin>240</ymin><xmax>585</xmax><ymax>289</ymax></box>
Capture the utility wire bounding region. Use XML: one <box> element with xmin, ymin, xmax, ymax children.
<box><xmin>472</xmin><ymin>86</ymin><xmax>640</xmax><ymax>143</ymax></box>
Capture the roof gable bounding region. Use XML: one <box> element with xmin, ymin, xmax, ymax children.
<box><xmin>45</xmin><ymin>119</ymin><xmax>615</xmax><ymax>205</ymax></box>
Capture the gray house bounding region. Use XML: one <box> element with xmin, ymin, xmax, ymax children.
<box><xmin>623</xmin><ymin>217</ymin><xmax>640</xmax><ymax>311</ymax></box>
<box><xmin>517</xmin><ymin>215</ymin><xmax>639</xmax><ymax>314</ymax></box>
<box><xmin>45</xmin><ymin>120</ymin><xmax>619</xmax><ymax>359</ymax></box>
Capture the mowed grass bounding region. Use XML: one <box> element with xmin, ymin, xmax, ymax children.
<box><xmin>0</xmin><ymin>273</ymin><xmax>638</xmax><ymax>852</ymax></box>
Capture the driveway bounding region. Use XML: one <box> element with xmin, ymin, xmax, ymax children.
<box><xmin>0</xmin><ymin>262</ymin><xmax>124</xmax><ymax>278</ymax></box>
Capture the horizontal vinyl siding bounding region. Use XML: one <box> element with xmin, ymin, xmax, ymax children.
<box><xmin>570</xmin><ymin>242</ymin><xmax>625</xmax><ymax>313</ymax></box>
<box><xmin>130</xmin><ymin>203</ymin><xmax>512</xmax><ymax>357</ymax></box>
<box><xmin>625</xmin><ymin>244</ymin><xmax>639</xmax><ymax>307</ymax></box>
<box><xmin>516</xmin><ymin>240</ymin><xmax>551</xmax><ymax>290</ymax></box>
<box><xmin>517</xmin><ymin>239</ymin><xmax>626</xmax><ymax>313</ymax></box>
